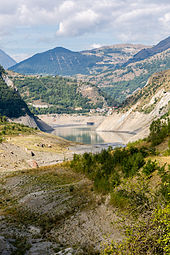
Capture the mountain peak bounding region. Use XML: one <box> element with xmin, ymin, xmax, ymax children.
<box><xmin>0</xmin><ymin>49</ymin><xmax>17</xmax><ymax>69</ymax></box>
<box><xmin>9</xmin><ymin>46</ymin><xmax>101</xmax><ymax>76</ymax></box>
<box><xmin>51</xmin><ymin>47</ymin><xmax>74</xmax><ymax>53</ymax></box>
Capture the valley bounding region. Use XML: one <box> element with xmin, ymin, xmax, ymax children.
<box><xmin>0</xmin><ymin>116</ymin><xmax>169</xmax><ymax>254</ymax></box>
<box><xmin>0</xmin><ymin>35</ymin><xmax>169</xmax><ymax>255</ymax></box>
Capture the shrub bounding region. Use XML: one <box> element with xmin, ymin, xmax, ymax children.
<box><xmin>158</xmin><ymin>164</ymin><xmax>170</xmax><ymax>201</ymax></box>
<box><xmin>101</xmin><ymin>204</ymin><xmax>170</xmax><ymax>255</ymax></box>
<box><xmin>142</xmin><ymin>159</ymin><xmax>158</xmax><ymax>175</ymax></box>
<box><xmin>148</xmin><ymin>118</ymin><xmax>169</xmax><ymax>146</ymax></box>
<box><xmin>110</xmin><ymin>190</ymin><xmax>130</xmax><ymax>209</ymax></box>
<box><xmin>70</xmin><ymin>146</ymin><xmax>146</xmax><ymax>193</ymax></box>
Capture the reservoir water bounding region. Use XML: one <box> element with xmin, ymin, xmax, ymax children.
<box><xmin>51</xmin><ymin>124</ymin><xmax>135</xmax><ymax>146</ymax></box>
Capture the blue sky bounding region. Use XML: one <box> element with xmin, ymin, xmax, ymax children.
<box><xmin>0</xmin><ymin>0</ymin><xmax>170</xmax><ymax>62</ymax></box>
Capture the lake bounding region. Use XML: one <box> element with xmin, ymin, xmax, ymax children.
<box><xmin>51</xmin><ymin>125</ymin><xmax>135</xmax><ymax>146</ymax></box>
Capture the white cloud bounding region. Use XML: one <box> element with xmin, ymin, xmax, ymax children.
<box><xmin>159</xmin><ymin>12</ymin><xmax>170</xmax><ymax>26</ymax></box>
<box><xmin>89</xmin><ymin>43</ymin><xmax>103</xmax><ymax>49</ymax></box>
<box><xmin>56</xmin><ymin>9</ymin><xmax>100</xmax><ymax>36</ymax></box>
<box><xmin>59</xmin><ymin>1</ymin><xmax>75</xmax><ymax>13</ymax></box>
<box><xmin>0</xmin><ymin>0</ymin><xmax>169</xmax><ymax>44</ymax></box>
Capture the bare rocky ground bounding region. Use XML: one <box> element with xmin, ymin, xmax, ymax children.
<box><xmin>38</xmin><ymin>115</ymin><xmax>104</xmax><ymax>128</ymax></box>
<box><xmin>0</xmin><ymin>132</ymin><xmax>77</xmax><ymax>175</ymax></box>
<box><xmin>0</xmin><ymin>132</ymin><xmax>123</xmax><ymax>255</ymax></box>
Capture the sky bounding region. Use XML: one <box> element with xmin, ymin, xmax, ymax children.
<box><xmin>0</xmin><ymin>0</ymin><xmax>170</xmax><ymax>62</ymax></box>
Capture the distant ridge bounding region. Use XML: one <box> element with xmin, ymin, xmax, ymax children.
<box><xmin>9</xmin><ymin>47</ymin><xmax>101</xmax><ymax>76</ymax></box>
<box><xmin>0</xmin><ymin>49</ymin><xmax>17</xmax><ymax>69</ymax></box>
<box><xmin>124</xmin><ymin>36</ymin><xmax>170</xmax><ymax>65</ymax></box>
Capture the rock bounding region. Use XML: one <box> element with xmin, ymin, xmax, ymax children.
<box><xmin>0</xmin><ymin>236</ymin><xmax>16</xmax><ymax>255</ymax></box>
<box><xmin>26</xmin><ymin>241</ymin><xmax>59</xmax><ymax>255</ymax></box>
<box><xmin>28</xmin><ymin>226</ymin><xmax>41</xmax><ymax>235</ymax></box>
<box><xmin>56</xmin><ymin>247</ymin><xmax>74</xmax><ymax>255</ymax></box>
<box><xmin>27</xmin><ymin>160</ymin><xmax>39</xmax><ymax>168</ymax></box>
<box><xmin>31</xmin><ymin>151</ymin><xmax>35</xmax><ymax>157</ymax></box>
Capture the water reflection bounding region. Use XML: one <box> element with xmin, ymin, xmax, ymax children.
<box><xmin>51</xmin><ymin>125</ymin><xmax>134</xmax><ymax>145</ymax></box>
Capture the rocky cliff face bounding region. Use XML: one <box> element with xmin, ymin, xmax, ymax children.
<box><xmin>97</xmin><ymin>70</ymin><xmax>170</xmax><ymax>142</ymax></box>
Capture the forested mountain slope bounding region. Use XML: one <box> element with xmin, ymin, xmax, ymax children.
<box><xmin>0</xmin><ymin>66</ymin><xmax>31</xmax><ymax>118</ymax></box>
<box><xmin>9</xmin><ymin>72</ymin><xmax>112</xmax><ymax>115</ymax></box>
<box><xmin>87</xmin><ymin>48</ymin><xmax>170</xmax><ymax>102</ymax></box>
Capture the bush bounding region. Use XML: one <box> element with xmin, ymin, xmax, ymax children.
<box><xmin>148</xmin><ymin>118</ymin><xmax>169</xmax><ymax>146</ymax></box>
<box><xmin>142</xmin><ymin>159</ymin><xmax>158</xmax><ymax>175</ymax></box>
<box><xmin>70</xmin><ymin>146</ymin><xmax>147</xmax><ymax>193</ymax></box>
<box><xmin>101</xmin><ymin>204</ymin><xmax>170</xmax><ymax>255</ymax></box>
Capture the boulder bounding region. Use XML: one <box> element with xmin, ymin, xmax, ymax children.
<box><xmin>27</xmin><ymin>160</ymin><xmax>39</xmax><ymax>168</ymax></box>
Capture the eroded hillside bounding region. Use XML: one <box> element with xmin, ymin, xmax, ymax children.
<box><xmin>97</xmin><ymin>69</ymin><xmax>170</xmax><ymax>141</ymax></box>
<box><xmin>0</xmin><ymin>117</ymin><xmax>169</xmax><ymax>254</ymax></box>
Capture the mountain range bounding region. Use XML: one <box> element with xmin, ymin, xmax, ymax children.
<box><xmin>125</xmin><ymin>36</ymin><xmax>170</xmax><ymax>65</ymax></box>
<box><xmin>9</xmin><ymin>44</ymin><xmax>146</xmax><ymax>76</ymax></box>
<box><xmin>83</xmin><ymin>36</ymin><xmax>170</xmax><ymax>102</ymax></box>
<box><xmin>0</xmin><ymin>49</ymin><xmax>17</xmax><ymax>69</ymax></box>
<box><xmin>9</xmin><ymin>37</ymin><xmax>170</xmax><ymax>77</ymax></box>
<box><xmin>9</xmin><ymin>47</ymin><xmax>101</xmax><ymax>76</ymax></box>
<box><xmin>6</xmin><ymin>36</ymin><xmax>170</xmax><ymax>103</ymax></box>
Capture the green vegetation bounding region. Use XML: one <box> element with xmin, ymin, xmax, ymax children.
<box><xmin>12</xmin><ymin>75</ymin><xmax>106</xmax><ymax>114</ymax></box>
<box><xmin>0</xmin><ymin>116</ymin><xmax>36</xmax><ymax>143</ymax></box>
<box><xmin>70</xmin><ymin>146</ymin><xmax>150</xmax><ymax>193</ymax></box>
<box><xmin>70</xmin><ymin>116</ymin><xmax>170</xmax><ymax>254</ymax></box>
<box><xmin>0</xmin><ymin>66</ymin><xmax>32</xmax><ymax>118</ymax></box>
<box><xmin>100</xmin><ymin>52</ymin><xmax>170</xmax><ymax>102</ymax></box>
<box><xmin>102</xmin><ymin>73</ymin><xmax>149</xmax><ymax>103</ymax></box>
<box><xmin>11</xmin><ymin>237</ymin><xmax>31</xmax><ymax>255</ymax></box>
<box><xmin>102</xmin><ymin>204</ymin><xmax>170</xmax><ymax>255</ymax></box>
<box><xmin>0</xmin><ymin>65</ymin><xmax>5</xmax><ymax>75</ymax></box>
<box><xmin>148</xmin><ymin>117</ymin><xmax>170</xmax><ymax>146</ymax></box>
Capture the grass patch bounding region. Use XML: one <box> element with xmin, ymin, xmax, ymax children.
<box><xmin>8</xmin><ymin>134</ymin><xmax>69</xmax><ymax>153</ymax></box>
